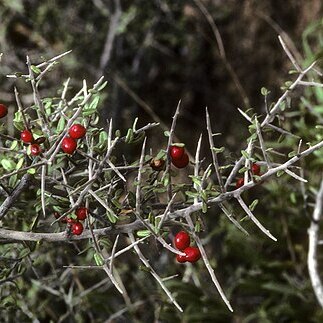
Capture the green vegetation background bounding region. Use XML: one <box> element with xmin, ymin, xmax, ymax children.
<box><xmin>0</xmin><ymin>1</ymin><xmax>322</xmax><ymax>322</ymax></box>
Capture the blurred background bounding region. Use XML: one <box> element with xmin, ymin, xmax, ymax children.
<box><xmin>0</xmin><ymin>0</ymin><xmax>323</xmax><ymax>322</ymax></box>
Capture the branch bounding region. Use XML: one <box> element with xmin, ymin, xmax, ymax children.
<box><xmin>0</xmin><ymin>174</ymin><xmax>32</xmax><ymax>220</ymax></box>
<box><xmin>308</xmin><ymin>179</ymin><xmax>323</xmax><ymax>308</ymax></box>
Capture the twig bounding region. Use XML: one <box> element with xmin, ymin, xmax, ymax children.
<box><xmin>261</xmin><ymin>61</ymin><xmax>317</xmax><ymax>127</ymax></box>
<box><xmin>184</xmin><ymin>212</ymin><xmax>233</xmax><ymax>312</ymax></box>
<box><xmin>308</xmin><ymin>179</ymin><xmax>323</xmax><ymax>308</ymax></box>
<box><xmin>0</xmin><ymin>174</ymin><xmax>32</xmax><ymax>220</ymax></box>
<box><xmin>219</xmin><ymin>203</ymin><xmax>249</xmax><ymax>236</ymax></box>
<box><xmin>255</xmin><ymin>117</ymin><xmax>270</xmax><ymax>169</ymax></box>
<box><xmin>235</xmin><ymin>195</ymin><xmax>277</xmax><ymax>241</ymax></box>
<box><xmin>135</xmin><ymin>138</ymin><xmax>184</xmax><ymax>256</ymax></box>
<box><xmin>163</xmin><ymin>100</ymin><xmax>181</xmax><ymax>210</ymax></box>
<box><xmin>206</xmin><ymin>108</ymin><xmax>224</xmax><ymax>192</ymax></box>
<box><xmin>128</xmin><ymin>233</ymin><xmax>183</xmax><ymax>312</ymax></box>
<box><xmin>193</xmin><ymin>0</ymin><xmax>249</xmax><ymax>106</ymax></box>
<box><xmin>98</xmin><ymin>0</ymin><xmax>121</xmax><ymax>73</ymax></box>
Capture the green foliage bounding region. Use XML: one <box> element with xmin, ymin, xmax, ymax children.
<box><xmin>0</xmin><ymin>1</ymin><xmax>323</xmax><ymax>322</ymax></box>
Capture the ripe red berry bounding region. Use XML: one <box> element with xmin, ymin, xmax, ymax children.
<box><xmin>184</xmin><ymin>246</ymin><xmax>201</xmax><ymax>263</ymax></box>
<box><xmin>235</xmin><ymin>178</ymin><xmax>244</xmax><ymax>189</ymax></box>
<box><xmin>172</xmin><ymin>153</ymin><xmax>189</xmax><ymax>168</ymax></box>
<box><xmin>69</xmin><ymin>124</ymin><xmax>86</xmax><ymax>139</ymax></box>
<box><xmin>176</xmin><ymin>254</ymin><xmax>187</xmax><ymax>263</ymax></box>
<box><xmin>30</xmin><ymin>144</ymin><xmax>42</xmax><ymax>156</ymax></box>
<box><xmin>61</xmin><ymin>136</ymin><xmax>77</xmax><ymax>155</ymax></box>
<box><xmin>21</xmin><ymin>129</ymin><xmax>34</xmax><ymax>143</ymax></box>
<box><xmin>174</xmin><ymin>231</ymin><xmax>190</xmax><ymax>250</ymax></box>
<box><xmin>251</xmin><ymin>163</ymin><xmax>261</xmax><ymax>176</ymax></box>
<box><xmin>0</xmin><ymin>104</ymin><xmax>8</xmax><ymax>118</ymax></box>
<box><xmin>170</xmin><ymin>145</ymin><xmax>185</xmax><ymax>160</ymax></box>
<box><xmin>76</xmin><ymin>207</ymin><xmax>88</xmax><ymax>221</ymax></box>
<box><xmin>71</xmin><ymin>221</ymin><xmax>84</xmax><ymax>235</ymax></box>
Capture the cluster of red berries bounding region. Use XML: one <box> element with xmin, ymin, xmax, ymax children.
<box><xmin>170</xmin><ymin>145</ymin><xmax>189</xmax><ymax>168</ymax></box>
<box><xmin>235</xmin><ymin>163</ymin><xmax>261</xmax><ymax>188</ymax></box>
<box><xmin>61</xmin><ymin>124</ymin><xmax>86</xmax><ymax>155</ymax></box>
<box><xmin>0</xmin><ymin>103</ymin><xmax>8</xmax><ymax>118</ymax></box>
<box><xmin>54</xmin><ymin>207</ymin><xmax>88</xmax><ymax>235</ymax></box>
<box><xmin>20</xmin><ymin>129</ymin><xmax>44</xmax><ymax>156</ymax></box>
<box><xmin>174</xmin><ymin>231</ymin><xmax>201</xmax><ymax>263</ymax></box>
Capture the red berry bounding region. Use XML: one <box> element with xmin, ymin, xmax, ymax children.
<box><xmin>76</xmin><ymin>207</ymin><xmax>88</xmax><ymax>221</ymax></box>
<box><xmin>21</xmin><ymin>129</ymin><xmax>34</xmax><ymax>143</ymax></box>
<box><xmin>184</xmin><ymin>246</ymin><xmax>201</xmax><ymax>263</ymax></box>
<box><xmin>176</xmin><ymin>254</ymin><xmax>187</xmax><ymax>263</ymax></box>
<box><xmin>66</xmin><ymin>217</ymin><xmax>77</xmax><ymax>224</ymax></box>
<box><xmin>69</xmin><ymin>124</ymin><xmax>86</xmax><ymax>139</ymax></box>
<box><xmin>61</xmin><ymin>136</ymin><xmax>77</xmax><ymax>155</ymax></box>
<box><xmin>170</xmin><ymin>145</ymin><xmax>185</xmax><ymax>160</ymax></box>
<box><xmin>235</xmin><ymin>178</ymin><xmax>244</xmax><ymax>189</ymax></box>
<box><xmin>71</xmin><ymin>222</ymin><xmax>84</xmax><ymax>235</ymax></box>
<box><xmin>172</xmin><ymin>153</ymin><xmax>189</xmax><ymax>168</ymax></box>
<box><xmin>30</xmin><ymin>144</ymin><xmax>42</xmax><ymax>156</ymax></box>
<box><xmin>0</xmin><ymin>104</ymin><xmax>8</xmax><ymax>118</ymax></box>
<box><xmin>251</xmin><ymin>163</ymin><xmax>261</xmax><ymax>176</ymax></box>
<box><xmin>174</xmin><ymin>231</ymin><xmax>190</xmax><ymax>250</ymax></box>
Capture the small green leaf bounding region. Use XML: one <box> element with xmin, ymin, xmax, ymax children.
<box><xmin>190</xmin><ymin>176</ymin><xmax>202</xmax><ymax>187</ymax></box>
<box><xmin>137</xmin><ymin>230</ymin><xmax>151</xmax><ymax>237</ymax></box>
<box><xmin>261</xmin><ymin>87</ymin><xmax>270</xmax><ymax>96</ymax></box>
<box><xmin>125</xmin><ymin>128</ymin><xmax>134</xmax><ymax>143</ymax></box>
<box><xmin>164</xmin><ymin>131</ymin><xmax>170</xmax><ymax>137</ymax></box>
<box><xmin>195</xmin><ymin>221</ymin><xmax>201</xmax><ymax>232</ymax></box>
<box><xmin>111</xmin><ymin>198</ymin><xmax>122</xmax><ymax>209</ymax></box>
<box><xmin>162</xmin><ymin>174</ymin><xmax>170</xmax><ymax>187</ymax></box>
<box><xmin>8</xmin><ymin>174</ymin><xmax>17</xmax><ymax>188</ymax></box>
<box><xmin>238</xmin><ymin>166</ymin><xmax>248</xmax><ymax>174</ymax></box>
<box><xmin>88</xmin><ymin>96</ymin><xmax>100</xmax><ymax>111</ymax></box>
<box><xmin>185</xmin><ymin>191</ymin><xmax>199</xmax><ymax>198</ymax></box>
<box><xmin>156</xmin><ymin>149</ymin><xmax>166</xmax><ymax>160</ymax></box>
<box><xmin>16</xmin><ymin>157</ymin><xmax>25</xmax><ymax>170</ymax></box>
<box><xmin>27</xmin><ymin>168</ymin><xmax>36</xmax><ymax>174</ymax></box>
<box><xmin>10</xmin><ymin>140</ymin><xmax>18</xmax><ymax>150</ymax></box>
<box><xmin>212</xmin><ymin>147</ymin><xmax>225</xmax><ymax>154</ymax></box>
<box><xmin>202</xmin><ymin>201</ymin><xmax>208</xmax><ymax>213</ymax></box>
<box><xmin>288</xmin><ymin>151</ymin><xmax>296</xmax><ymax>158</ymax></box>
<box><xmin>1</xmin><ymin>159</ymin><xmax>16</xmax><ymax>171</ymax></box>
<box><xmin>241</xmin><ymin>150</ymin><xmax>249</xmax><ymax>159</ymax></box>
<box><xmin>249</xmin><ymin>199</ymin><xmax>259</xmax><ymax>211</ymax></box>
<box><xmin>97</xmin><ymin>81</ymin><xmax>108</xmax><ymax>92</ymax></box>
<box><xmin>94</xmin><ymin>253</ymin><xmax>105</xmax><ymax>266</ymax></box>
<box><xmin>57</xmin><ymin>116</ymin><xmax>66</xmax><ymax>133</ymax></box>
<box><xmin>290</xmin><ymin>192</ymin><xmax>297</xmax><ymax>204</ymax></box>
<box><xmin>99</xmin><ymin>130</ymin><xmax>108</xmax><ymax>147</ymax></box>
<box><xmin>31</xmin><ymin>65</ymin><xmax>41</xmax><ymax>74</ymax></box>
<box><xmin>83</xmin><ymin>108</ymin><xmax>97</xmax><ymax>117</ymax></box>
<box><xmin>106</xmin><ymin>210</ymin><xmax>118</xmax><ymax>223</ymax></box>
